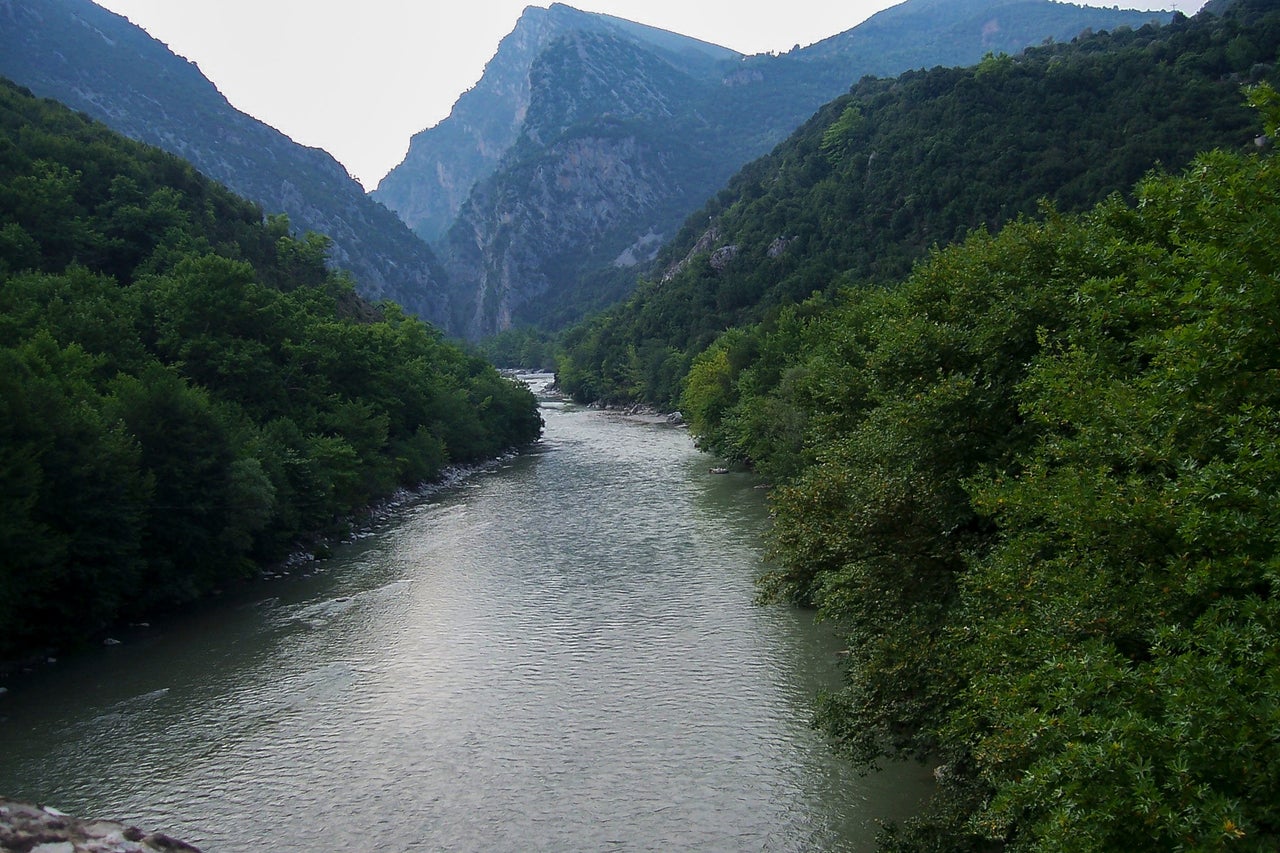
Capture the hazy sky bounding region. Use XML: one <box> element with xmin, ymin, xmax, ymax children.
<box><xmin>92</xmin><ymin>0</ymin><xmax>1207</xmax><ymax>190</ymax></box>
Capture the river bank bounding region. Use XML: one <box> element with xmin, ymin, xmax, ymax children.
<box><xmin>0</xmin><ymin>453</ymin><xmax>521</xmax><ymax>683</ymax></box>
<box><xmin>0</xmin><ymin>799</ymin><xmax>199</xmax><ymax>852</ymax></box>
<box><xmin>0</xmin><ymin>393</ymin><xmax>934</xmax><ymax>850</ymax></box>
<box><xmin>526</xmin><ymin>370</ymin><xmax>685</xmax><ymax>427</ymax></box>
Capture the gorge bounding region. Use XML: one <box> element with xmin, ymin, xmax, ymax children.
<box><xmin>3</xmin><ymin>1</ymin><xmax>1278</xmax><ymax>849</ymax></box>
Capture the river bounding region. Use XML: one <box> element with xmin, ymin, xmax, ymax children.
<box><xmin>0</xmin><ymin>374</ymin><xmax>932</xmax><ymax>851</ymax></box>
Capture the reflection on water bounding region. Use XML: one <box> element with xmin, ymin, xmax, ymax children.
<box><xmin>0</xmin><ymin>374</ymin><xmax>932</xmax><ymax>851</ymax></box>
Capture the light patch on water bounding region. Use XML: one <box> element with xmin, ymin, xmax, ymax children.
<box><xmin>0</xmin><ymin>383</ymin><xmax>933</xmax><ymax>850</ymax></box>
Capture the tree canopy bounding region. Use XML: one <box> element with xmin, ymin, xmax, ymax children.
<box><xmin>682</xmin><ymin>85</ymin><xmax>1280</xmax><ymax>848</ymax></box>
<box><xmin>0</xmin><ymin>79</ymin><xmax>542</xmax><ymax>659</ymax></box>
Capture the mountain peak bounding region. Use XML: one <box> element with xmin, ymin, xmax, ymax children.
<box><xmin>544</xmin><ymin>3</ymin><xmax>738</xmax><ymax>60</ymax></box>
<box><xmin>372</xmin><ymin>2</ymin><xmax>738</xmax><ymax>246</ymax></box>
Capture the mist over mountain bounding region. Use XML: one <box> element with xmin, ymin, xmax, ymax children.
<box><xmin>0</xmin><ymin>0</ymin><xmax>454</xmax><ymax>326</ymax></box>
<box><xmin>377</xmin><ymin>0</ymin><xmax>1171</xmax><ymax>339</ymax></box>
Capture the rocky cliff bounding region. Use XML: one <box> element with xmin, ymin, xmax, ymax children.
<box><xmin>439</xmin><ymin>27</ymin><xmax>734</xmax><ymax>336</ymax></box>
<box><xmin>371</xmin><ymin>3</ymin><xmax>736</xmax><ymax>247</ymax></box>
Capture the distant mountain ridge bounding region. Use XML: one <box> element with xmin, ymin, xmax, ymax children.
<box><xmin>802</xmin><ymin>0</ymin><xmax>1155</xmax><ymax>64</ymax></box>
<box><xmin>0</xmin><ymin>0</ymin><xmax>1174</xmax><ymax>339</ymax></box>
<box><xmin>0</xmin><ymin>0</ymin><xmax>453</xmax><ymax>325</ymax></box>
<box><xmin>377</xmin><ymin>0</ymin><xmax>1172</xmax><ymax>339</ymax></box>
<box><xmin>372</xmin><ymin>3</ymin><xmax>738</xmax><ymax>247</ymax></box>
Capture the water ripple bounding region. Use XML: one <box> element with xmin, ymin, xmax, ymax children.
<box><xmin>0</xmin><ymin>390</ymin><xmax>932</xmax><ymax>850</ymax></box>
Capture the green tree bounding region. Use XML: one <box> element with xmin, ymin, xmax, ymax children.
<box><xmin>0</xmin><ymin>334</ymin><xmax>148</xmax><ymax>654</ymax></box>
<box><xmin>0</xmin><ymin>78</ymin><xmax>543</xmax><ymax>658</ymax></box>
<box><xmin>948</xmin><ymin>147</ymin><xmax>1280</xmax><ymax>850</ymax></box>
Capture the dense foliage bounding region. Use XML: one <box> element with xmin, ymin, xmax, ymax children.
<box><xmin>558</xmin><ymin>4</ymin><xmax>1278</xmax><ymax>408</ymax></box>
<box><xmin>681</xmin><ymin>85</ymin><xmax>1280</xmax><ymax>849</ymax></box>
<box><xmin>0</xmin><ymin>79</ymin><xmax>542</xmax><ymax>659</ymax></box>
<box><xmin>475</xmin><ymin>326</ymin><xmax>561</xmax><ymax>372</ymax></box>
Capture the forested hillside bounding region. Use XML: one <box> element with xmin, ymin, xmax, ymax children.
<box><xmin>0</xmin><ymin>79</ymin><xmax>542</xmax><ymax>660</ymax></box>
<box><xmin>558</xmin><ymin>4</ymin><xmax>1277</xmax><ymax>407</ymax></box>
<box><xmin>678</xmin><ymin>84</ymin><xmax>1280</xmax><ymax>850</ymax></box>
<box><xmin>0</xmin><ymin>0</ymin><xmax>454</xmax><ymax>327</ymax></box>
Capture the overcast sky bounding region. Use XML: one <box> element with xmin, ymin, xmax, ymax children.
<box><xmin>92</xmin><ymin>0</ymin><xmax>1206</xmax><ymax>190</ymax></box>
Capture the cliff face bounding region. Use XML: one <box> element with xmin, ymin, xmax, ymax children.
<box><xmin>371</xmin><ymin>3</ymin><xmax>736</xmax><ymax>247</ymax></box>
<box><xmin>445</xmin><ymin>123</ymin><xmax>685</xmax><ymax>336</ymax></box>
<box><xmin>438</xmin><ymin>26</ymin><xmax>733</xmax><ymax>337</ymax></box>
<box><xmin>382</xmin><ymin>0</ymin><xmax>1171</xmax><ymax>339</ymax></box>
<box><xmin>0</xmin><ymin>0</ymin><xmax>454</xmax><ymax>326</ymax></box>
<box><xmin>370</xmin><ymin>8</ymin><xmax>551</xmax><ymax>248</ymax></box>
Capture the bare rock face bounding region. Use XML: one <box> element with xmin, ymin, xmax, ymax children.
<box><xmin>445</xmin><ymin>127</ymin><xmax>678</xmax><ymax>338</ymax></box>
<box><xmin>0</xmin><ymin>800</ymin><xmax>200</xmax><ymax>853</ymax></box>
<box><xmin>662</xmin><ymin>225</ymin><xmax>722</xmax><ymax>283</ymax></box>
<box><xmin>708</xmin><ymin>245</ymin><xmax>739</xmax><ymax>272</ymax></box>
<box><xmin>373</xmin><ymin>3</ymin><xmax>737</xmax><ymax>247</ymax></box>
<box><xmin>371</xmin><ymin>4</ymin><xmax>563</xmax><ymax>246</ymax></box>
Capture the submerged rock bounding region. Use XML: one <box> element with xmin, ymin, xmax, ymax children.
<box><xmin>0</xmin><ymin>799</ymin><xmax>200</xmax><ymax>852</ymax></box>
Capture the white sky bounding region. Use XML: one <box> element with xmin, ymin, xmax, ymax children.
<box><xmin>92</xmin><ymin>0</ymin><xmax>1206</xmax><ymax>190</ymax></box>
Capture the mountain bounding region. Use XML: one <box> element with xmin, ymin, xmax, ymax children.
<box><xmin>556</xmin><ymin>3</ymin><xmax>1274</xmax><ymax>409</ymax></box>
<box><xmin>377</xmin><ymin>0</ymin><xmax>1171</xmax><ymax>339</ymax></box>
<box><xmin>0</xmin><ymin>0</ymin><xmax>453</xmax><ymax>326</ymax></box>
<box><xmin>373</xmin><ymin>3</ymin><xmax>736</xmax><ymax>247</ymax></box>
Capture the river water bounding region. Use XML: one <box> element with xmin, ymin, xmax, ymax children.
<box><xmin>0</xmin><ymin>375</ymin><xmax>932</xmax><ymax>851</ymax></box>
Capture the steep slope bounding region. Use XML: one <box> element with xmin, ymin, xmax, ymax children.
<box><xmin>392</xmin><ymin>0</ymin><xmax>1170</xmax><ymax>339</ymax></box>
<box><xmin>373</xmin><ymin>2</ymin><xmax>735</xmax><ymax>246</ymax></box>
<box><xmin>0</xmin><ymin>0</ymin><xmax>453</xmax><ymax>325</ymax></box>
<box><xmin>440</xmin><ymin>28</ymin><xmax>734</xmax><ymax>336</ymax></box>
<box><xmin>0</xmin><ymin>77</ymin><xmax>542</xmax><ymax>658</ymax></box>
<box><xmin>556</xmin><ymin>5</ymin><xmax>1274</xmax><ymax>408</ymax></box>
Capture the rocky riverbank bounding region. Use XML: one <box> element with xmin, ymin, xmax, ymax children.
<box><xmin>0</xmin><ymin>799</ymin><xmax>199</xmax><ymax>852</ymax></box>
<box><xmin>589</xmin><ymin>400</ymin><xmax>686</xmax><ymax>426</ymax></box>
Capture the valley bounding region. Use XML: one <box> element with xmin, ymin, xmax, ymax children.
<box><xmin>2</xmin><ymin>0</ymin><xmax>1279</xmax><ymax>849</ymax></box>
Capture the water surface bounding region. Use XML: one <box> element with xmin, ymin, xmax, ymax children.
<box><xmin>0</xmin><ymin>375</ymin><xmax>932</xmax><ymax>850</ymax></box>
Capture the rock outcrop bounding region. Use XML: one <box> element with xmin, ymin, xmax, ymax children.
<box><xmin>0</xmin><ymin>799</ymin><xmax>200</xmax><ymax>853</ymax></box>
